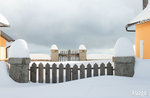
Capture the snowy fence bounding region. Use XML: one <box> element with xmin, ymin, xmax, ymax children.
<box><xmin>29</xmin><ymin>62</ymin><xmax>114</xmax><ymax>83</ymax></box>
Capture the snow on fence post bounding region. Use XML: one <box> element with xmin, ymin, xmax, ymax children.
<box><xmin>8</xmin><ymin>39</ymin><xmax>31</xmax><ymax>83</ymax></box>
<box><xmin>113</xmin><ymin>37</ymin><xmax>135</xmax><ymax>77</ymax></box>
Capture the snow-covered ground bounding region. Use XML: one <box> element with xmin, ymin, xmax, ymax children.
<box><xmin>0</xmin><ymin>57</ymin><xmax>150</xmax><ymax>98</ymax></box>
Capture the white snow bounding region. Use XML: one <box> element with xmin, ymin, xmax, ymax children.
<box><xmin>0</xmin><ymin>57</ymin><xmax>150</xmax><ymax>97</ymax></box>
<box><xmin>79</xmin><ymin>44</ymin><xmax>86</xmax><ymax>50</ymax></box>
<box><xmin>51</xmin><ymin>44</ymin><xmax>58</xmax><ymax>50</ymax></box>
<box><xmin>0</xmin><ymin>14</ymin><xmax>10</xmax><ymax>27</ymax></box>
<box><xmin>87</xmin><ymin>54</ymin><xmax>113</xmax><ymax>60</ymax></box>
<box><xmin>30</xmin><ymin>54</ymin><xmax>51</xmax><ymax>60</ymax></box>
<box><xmin>9</xmin><ymin>39</ymin><xmax>29</xmax><ymax>58</ymax></box>
<box><xmin>130</xmin><ymin>2</ymin><xmax>150</xmax><ymax>24</ymax></box>
<box><xmin>114</xmin><ymin>37</ymin><xmax>134</xmax><ymax>57</ymax></box>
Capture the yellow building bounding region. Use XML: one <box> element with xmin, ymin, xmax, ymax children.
<box><xmin>126</xmin><ymin>0</ymin><xmax>150</xmax><ymax>59</ymax></box>
<box><xmin>0</xmin><ymin>13</ymin><xmax>14</xmax><ymax>60</ymax></box>
<box><xmin>0</xmin><ymin>31</ymin><xmax>14</xmax><ymax>60</ymax></box>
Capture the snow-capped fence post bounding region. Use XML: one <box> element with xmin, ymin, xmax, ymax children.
<box><xmin>51</xmin><ymin>44</ymin><xmax>59</xmax><ymax>62</ymax></box>
<box><xmin>114</xmin><ymin>38</ymin><xmax>135</xmax><ymax>77</ymax></box>
<box><xmin>8</xmin><ymin>39</ymin><xmax>30</xmax><ymax>83</ymax></box>
<box><xmin>79</xmin><ymin>45</ymin><xmax>87</xmax><ymax>61</ymax></box>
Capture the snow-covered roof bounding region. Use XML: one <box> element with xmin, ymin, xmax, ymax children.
<box><xmin>51</xmin><ymin>44</ymin><xmax>58</xmax><ymax>50</ymax></box>
<box><xmin>0</xmin><ymin>14</ymin><xmax>10</xmax><ymax>27</ymax></box>
<box><xmin>0</xmin><ymin>31</ymin><xmax>14</xmax><ymax>42</ymax></box>
<box><xmin>79</xmin><ymin>45</ymin><xmax>86</xmax><ymax>50</ymax></box>
<box><xmin>128</xmin><ymin>3</ymin><xmax>150</xmax><ymax>26</ymax></box>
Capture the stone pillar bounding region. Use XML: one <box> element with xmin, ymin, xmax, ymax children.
<box><xmin>113</xmin><ymin>56</ymin><xmax>135</xmax><ymax>77</ymax></box>
<box><xmin>51</xmin><ymin>44</ymin><xmax>58</xmax><ymax>62</ymax></box>
<box><xmin>8</xmin><ymin>58</ymin><xmax>31</xmax><ymax>83</ymax></box>
<box><xmin>79</xmin><ymin>45</ymin><xmax>87</xmax><ymax>61</ymax></box>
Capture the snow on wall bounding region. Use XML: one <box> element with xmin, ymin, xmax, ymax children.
<box><xmin>9</xmin><ymin>39</ymin><xmax>29</xmax><ymax>58</ymax></box>
<box><xmin>79</xmin><ymin>44</ymin><xmax>86</xmax><ymax>50</ymax></box>
<box><xmin>0</xmin><ymin>14</ymin><xmax>10</xmax><ymax>26</ymax></box>
<box><xmin>114</xmin><ymin>37</ymin><xmax>134</xmax><ymax>57</ymax></box>
<box><xmin>51</xmin><ymin>44</ymin><xmax>58</xmax><ymax>50</ymax></box>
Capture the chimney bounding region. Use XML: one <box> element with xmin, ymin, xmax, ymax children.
<box><xmin>143</xmin><ymin>0</ymin><xmax>148</xmax><ymax>9</ymax></box>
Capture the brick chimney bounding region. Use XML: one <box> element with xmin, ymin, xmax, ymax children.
<box><xmin>143</xmin><ymin>0</ymin><xmax>148</xmax><ymax>9</ymax></box>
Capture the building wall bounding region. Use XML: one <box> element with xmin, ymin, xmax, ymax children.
<box><xmin>136</xmin><ymin>21</ymin><xmax>150</xmax><ymax>59</ymax></box>
<box><xmin>0</xmin><ymin>36</ymin><xmax>6</xmax><ymax>60</ymax></box>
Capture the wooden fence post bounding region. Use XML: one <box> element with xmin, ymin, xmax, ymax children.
<box><xmin>38</xmin><ymin>63</ymin><xmax>43</xmax><ymax>83</ymax></box>
<box><xmin>31</xmin><ymin>63</ymin><xmax>37</xmax><ymax>83</ymax></box>
<box><xmin>87</xmin><ymin>64</ymin><xmax>92</xmax><ymax>78</ymax></box>
<box><xmin>72</xmin><ymin>64</ymin><xmax>78</xmax><ymax>80</ymax></box>
<box><xmin>45</xmin><ymin>63</ymin><xmax>50</xmax><ymax>83</ymax></box>
<box><xmin>59</xmin><ymin>63</ymin><xmax>64</xmax><ymax>83</ymax></box>
<box><xmin>94</xmin><ymin>63</ymin><xmax>98</xmax><ymax>77</ymax></box>
<box><xmin>52</xmin><ymin>63</ymin><xmax>57</xmax><ymax>83</ymax></box>
<box><xmin>80</xmin><ymin>64</ymin><xmax>85</xmax><ymax>79</ymax></box>
<box><xmin>100</xmin><ymin>63</ymin><xmax>105</xmax><ymax>75</ymax></box>
<box><xmin>66</xmin><ymin>64</ymin><xmax>71</xmax><ymax>81</ymax></box>
<box><xmin>107</xmin><ymin>62</ymin><xmax>113</xmax><ymax>75</ymax></box>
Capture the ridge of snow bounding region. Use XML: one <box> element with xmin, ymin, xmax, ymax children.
<box><xmin>79</xmin><ymin>44</ymin><xmax>86</xmax><ymax>50</ymax></box>
<box><xmin>51</xmin><ymin>44</ymin><xmax>58</xmax><ymax>50</ymax></box>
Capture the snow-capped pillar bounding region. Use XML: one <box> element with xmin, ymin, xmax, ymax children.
<box><xmin>8</xmin><ymin>39</ymin><xmax>30</xmax><ymax>83</ymax></box>
<box><xmin>113</xmin><ymin>38</ymin><xmax>135</xmax><ymax>77</ymax></box>
<box><xmin>51</xmin><ymin>44</ymin><xmax>58</xmax><ymax>62</ymax></box>
<box><xmin>79</xmin><ymin>45</ymin><xmax>87</xmax><ymax>61</ymax></box>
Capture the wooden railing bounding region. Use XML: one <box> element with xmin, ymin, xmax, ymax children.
<box><xmin>29</xmin><ymin>62</ymin><xmax>114</xmax><ymax>83</ymax></box>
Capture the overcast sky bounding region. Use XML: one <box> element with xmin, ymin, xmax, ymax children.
<box><xmin>0</xmin><ymin>0</ymin><xmax>142</xmax><ymax>54</ymax></box>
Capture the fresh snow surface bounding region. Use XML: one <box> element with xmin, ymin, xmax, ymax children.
<box><xmin>51</xmin><ymin>44</ymin><xmax>58</xmax><ymax>50</ymax></box>
<box><xmin>9</xmin><ymin>39</ymin><xmax>29</xmax><ymax>58</ymax></box>
<box><xmin>79</xmin><ymin>44</ymin><xmax>86</xmax><ymax>50</ymax></box>
<box><xmin>30</xmin><ymin>54</ymin><xmax>51</xmax><ymax>60</ymax></box>
<box><xmin>130</xmin><ymin>2</ymin><xmax>150</xmax><ymax>24</ymax></box>
<box><xmin>0</xmin><ymin>14</ymin><xmax>10</xmax><ymax>27</ymax></box>
<box><xmin>114</xmin><ymin>37</ymin><xmax>134</xmax><ymax>57</ymax></box>
<box><xmin>87</xmin><ymin>54</ymin><xmax>113</xmax><ymax>60</ymax></box>
<box><xmin>1</xmin><ymin>58</ymin><xmax>150</xmax><ymax>98</ymax></box>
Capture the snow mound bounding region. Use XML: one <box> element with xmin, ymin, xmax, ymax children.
<box><xmin>114</xmin><ymin>37</ymin><xmax>134</xmax><ymax>57</ymax></box>
<box><xmin>51</xmin><ymin>44</ymin><xmax>58</xmax><ymax>50</ymax></box>
<box><xmin>9</xmin><ymin>39</ymin><xmax>29</xmax><ymax>58</ymax></box>
<box><xmin>79</xmin><ymin>44</ymin><xmax>86</xmax><ymax>50</ymax></box>
<box><xmin>0</xmin><ymin>14</ymin><xmax>10</xmax><ymax>27</ymax></box>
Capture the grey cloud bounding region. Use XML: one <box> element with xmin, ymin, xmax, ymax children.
<box><xmin>0</xmin><ymin>0</ymin><xmax>141</xmax><ymax>54</ymax></box>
